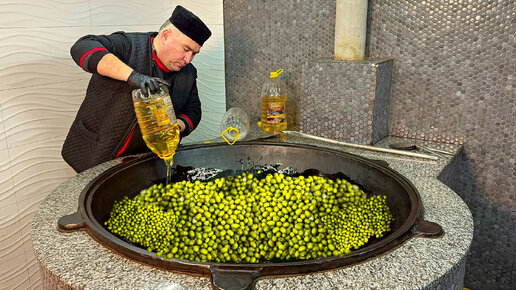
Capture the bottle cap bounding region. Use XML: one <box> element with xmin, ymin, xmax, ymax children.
<box><xmin>269</xmin><ymin>69</ymin><xmax>284</xmax><ymax>79</ymax></box>
<box><xmin>221</xmin><ymin>127</ymin><xmax>240</xmax><ymax>145</ymax></box>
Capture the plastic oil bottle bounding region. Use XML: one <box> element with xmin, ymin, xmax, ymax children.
<box><xmin>132</xmin><ymin>84</ymin><xmax>180</xmax><ymax>185</ymax></box>
<box><xmin>260</xmin><ymin>69</ymin><xmax>287</xmax><ymax>134</ymax></box>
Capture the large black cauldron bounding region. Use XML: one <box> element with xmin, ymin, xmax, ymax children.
<box><xmin>58</xmin><ymin>141</ymin><xmax>442</xmax><ymax>290</ymax></box>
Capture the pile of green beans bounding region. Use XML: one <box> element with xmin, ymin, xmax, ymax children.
<box><xmin>105</xmin><ymin>172</ymin><xmax>393</xmax><ymax>263</ymax></box>
<box><xmin>106</xmin><ymin>197</ymin><xmax>177</xmax><ymax>252</ymax></box>
<box><xmin>322</xmin><ymin>195</ymin><xmax>393</xmax><ymax>254</ymax></box>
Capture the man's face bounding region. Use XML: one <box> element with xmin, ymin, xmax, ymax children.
<box><xmin>158</xmin><ymin>28</ymin><xmax>201</xmax><ymax>72</ymax></box>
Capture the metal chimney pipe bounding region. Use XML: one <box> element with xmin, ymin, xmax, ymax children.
<box><xmin>334</xmin><ymin>0</ymin><xmax>368</xmax><ymax>60</ymax></box>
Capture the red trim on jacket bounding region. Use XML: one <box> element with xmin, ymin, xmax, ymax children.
<box><xmin>150</xmin><ymin>37</ymin><xmax>171</xmax><ymax>73</ymax></box>
<box><xmin>178</xmin><ymin>114</ymin><xmax>193</xmax><ymax>131</ymax></box>
<box><xmin>79</xmin><ymin>47</ymin><xmax>107</xmax><ymax>69</ymax></box>
<box><xmin>116</xmin><ymin>126</ymin><xmax>135</xmax><ymax>158</ymax></box>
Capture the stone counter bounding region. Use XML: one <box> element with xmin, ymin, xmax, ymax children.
<box><xmin>32</xmin><ymin>134</ymin><xmax>472</xmax><ymax>289</ymax></box>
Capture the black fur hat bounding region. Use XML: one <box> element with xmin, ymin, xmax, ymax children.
<box><xmin>170</xmin><ymin>5</ymin><xmax>212</xmax><ymax>46</ymax></box>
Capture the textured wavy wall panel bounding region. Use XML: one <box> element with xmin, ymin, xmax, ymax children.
<box><xmin>183</xmin><ymin>70</ymin><xmax>226</xmax><ymax>144</ymax></box>
<box><xmin>0</xmin><ymin>0</ymin><xmax>90</xmax><ymax>28</ymax></box>
<box><xmin>9</xmin><ymin>138</ymin><xmax>75</xmax><ymax>202</ymax></box>
<box><xmin>193</xmin><ymin>26</ymin><xmax>225</xmax><ymax>70</ymax></box>
<box><xmin>174</xmin><ymin>0</ymin><xmax>224</xmax><ymax>24</ymax></box>
<box><xmin>196</xmin><ymin>70</ymin><xmax>226</xmax><ymax>109</ymax></box>
<box><xmin>0</xmin><ymin>28</ymin><xmax>92</xmax><ymax>90</ymax></box>
<box><xmin>0</xmin><ymin>106</ymin><xmax>6</xmax><ymax>150</ymax></box>
<box><xmin>27</xmin><ymin>256</ymin><xmax>42</xmax><ymax>289</ymax></box>
<box><xmin>0</xmin><ymin>149</ymin><xmax>16</xmax><ymax>207</ymax></box>
<box><xmin>1</xmin><ymin>80</ymin><xmax>89</xmax><ymax>149</ymax></box>
<box><xmin>0</xmin><ymin>222</ymin><xmax>25</xmax><ymax>265</ymax></box>
<box><xmin>0</xmin><ymin>204</ymin><xmax>24</xmax><ymax>265</ymax></box>
<box><xmin>0</xmin><ymin>254</ymin><xmax>30</xmax><ymax>289</ymax></box>
<box><xmin>0</xmin><ymin>206</ymin><xmax>30</xmax><ymax>289</ymax></box>
<box><xmin>90</xmin><ymin>0</ymin><xmax>169</xmax><ymax>26</ymax></box>
<box><xmin>163</xmin><ymin>0</ymin><xmax>173</xmax><ymax>19</ymax></box>
<box><xmin>205</xmin><ymin>23</ymin><xmax>224</xmax><ymax>42</ymax></box>
<box><xmin>194</xmin><ymin>50</ymin><xmax>224</xmax><ymax>69</ymax></box>
<box><xmin>27</xmin><ymin>257</ymin><xmax>42</xmax><ymax>289</ymax></box>
<box><xmin>184</xmin><ymin>111</ymin><xmax>225</xmax><ymax>143</ymax></box>
<box><xmin>92</xmin><ymin>25</ymin><xmax>162</xmax><ymax>35</ymax></box>
<box><xmin>18</xmin><ymin>194</ymin><xmax>48</xmax><ymax>288</ymax></box>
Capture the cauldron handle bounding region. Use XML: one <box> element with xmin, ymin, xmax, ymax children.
<box><xmin>57</xmin><ymin>211</ymin><xmax>85</xmax><ymax>232</ymax></box>
<box><xmin>210</xmin><ymin>266</ymin><xmax>262</xmax><ymax>290</ymax></box>
<box><xmin>412</xmin><ymin>219</ymin><xmax>444</xmax><ymax>238</ymax></box>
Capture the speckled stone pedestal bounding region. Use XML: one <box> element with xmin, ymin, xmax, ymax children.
<box><xmin>33</xmin><ymin>133</ymin><xmax>472</xmax><ymax>290</ymax></box>
<box><xmin>299</xmin><ymin>59</ymin><xmax>393</xmax><ymax>145</ymax></box>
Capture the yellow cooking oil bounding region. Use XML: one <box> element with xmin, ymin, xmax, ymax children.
<box><xmin>132</xmin><ymin>84</ymin><xmax>180</xmax><ymax>185</ymax></box>
<box><xmin>260</xmin><ymin>69</ymin><xmax>288</xmax><ymax>134</ymax></box>
<box><xmin>261</xmin><ymin>95</ymin><xmax>287</xmax><ymax>133</ymax></box>
<box><xmin>133</xmin><ymin>98</ymin><xmax>180</xmax><ymax>161</ymax></box>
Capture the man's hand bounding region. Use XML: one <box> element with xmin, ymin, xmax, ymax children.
<box><xmin>127</xmin><ymin>71</ymin><xmax>170</xmax><ymax>95</ymax></box>
<box><xmin>177</xmin><ymin>119</ymin><xmax>186</xmax><ymax>132</ymax></box>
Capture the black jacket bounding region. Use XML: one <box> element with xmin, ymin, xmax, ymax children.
<box><xmin>62</xmin><ymin>32</ymin><xmax>200</xmax><ymax>172</ymax></box>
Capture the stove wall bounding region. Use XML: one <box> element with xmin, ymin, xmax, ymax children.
<box><xmin>223</xmin><ymin>1</ymin><xmax>515</xmax><ymax>288</ymax></box>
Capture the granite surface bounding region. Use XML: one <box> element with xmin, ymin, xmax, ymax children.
<box><xmin>32</xmin><ymin>133</ymin><xmax>472</xmax><ymax>289</ymax></box>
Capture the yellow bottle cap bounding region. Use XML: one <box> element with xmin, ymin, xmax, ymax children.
<box><xmin>269</xmin><ymin>69</ymin><xmax>284</xmax><ymax>79</ymax></box>
<box><xmin>221</xmin><ymin>127</ymin><xmax>240</xmax><ymax>145</ymax></box>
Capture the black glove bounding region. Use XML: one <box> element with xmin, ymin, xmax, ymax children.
<box><xmin>127</xmin><ymin>71</ymin><xmax>170</xmax><ymax>95</ymax></box>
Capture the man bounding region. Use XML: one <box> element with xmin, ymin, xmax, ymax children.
<box><xmin>62</xmin><ymin>6</ymin><xmax>211</xmax><ymax>172</ymax></box>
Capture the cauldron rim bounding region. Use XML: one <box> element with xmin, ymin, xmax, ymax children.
<box><xmin>60</xmin><ymin>141</ymin><xmax>442</xmax><ymax>288</ymax></box>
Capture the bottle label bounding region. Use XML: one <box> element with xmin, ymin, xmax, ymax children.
<box><xmin>163</xmin><ymin>96</ymin><xmax>177</xmax><ymax>124</ymax></box>
<box><xmin>267</xmin><ymin>101</ymin><xmax>285</xmax><ymax>124</ymax></box>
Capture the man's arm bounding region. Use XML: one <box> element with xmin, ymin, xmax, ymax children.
<box><xmin>70</xmin><ymin>33</ymin><xmax>167</xmax><ymax>94</ymax></box>
<box><xmin>96</xmin><ymin>53</ymin><xmax>133</xmax><ymax>82</ymax></box>
<box><xmin>96</xmin><ymin>53</ymin><xmax>168</xmax><ymax>95</ymax></box>
<box><xmin>70</xmin><ymin>33</ymin><xmax>132</xmax><ymax>76</ymax></box>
